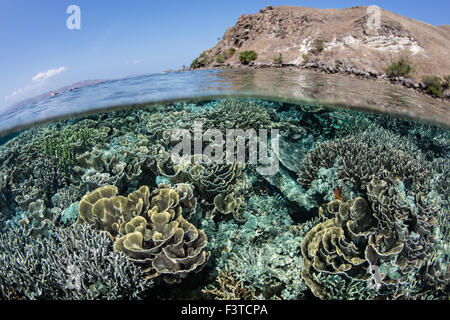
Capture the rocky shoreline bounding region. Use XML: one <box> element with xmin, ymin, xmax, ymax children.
<box><xmin>185</xmin><ymin>62</ymin><xmax>450</xmax><ymax>102</ymax></box>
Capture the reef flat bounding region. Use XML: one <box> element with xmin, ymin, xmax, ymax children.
<box><xmin>0</xmin><ymin>98</ymin><xmax>448</xmax><ymax>300</ymax></box>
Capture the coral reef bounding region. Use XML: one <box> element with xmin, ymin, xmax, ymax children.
<box><xmin>158</xmin><ymin>152</ymin><xmax>244</xmax><ymax>199</ymax></box>
<box><xmin>201</xmin><ymin>195</ymin><xmax>314</xmax><ymax>299</ymax></box>
<box><xmin>298</xmin><ymin>127</ymin><xmax>431</xmax><ymax>191</ymax></box>
<box><xmin>211</xmin><ymin>193</ymin><xmax>245</xmax><ymax>221</ymax></box>
<box><xmin>202</xmin><ymin>265</ymin><xmax>255</xmax><ymax>300</ymax></box>
<box><xmin>301</xmin><ymin>180</ymin><xmax>448</xmax><ymax>299</ymax></box>
<box><xmin>204</xmin><ymin>99</ymin><xmax>279</xmax><ymax>131</ymax></box>
<box><xmin>0</xmin><ymin>97</ymin><xmax>447</xmax><ymax>300</ymax></box>
<box><xmin>0</xmin><ymin>224</ymin><xmax>153</xmax><ymax>299</ymax></box>
<box><xmin>77</xmin><ymin>184</ymin><xmax>210</xmax><ymax>284</ymax></box>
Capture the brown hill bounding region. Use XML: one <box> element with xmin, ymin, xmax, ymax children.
<box><xmin>191</xmin><ymin>6</ymin><xmax>450</xmax><ymax>82</ymax></box>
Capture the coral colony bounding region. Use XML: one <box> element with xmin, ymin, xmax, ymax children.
<box><xmin>0</xmin><ymin>98</ymin><xmax>448</xmax><ymax>300</ymax></box>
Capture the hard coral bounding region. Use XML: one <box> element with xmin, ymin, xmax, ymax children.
<box><xmin>301</xmin><ymin>178</ymin><xmax>447</xmax><ymax>299</ymax></box>
<box><xmin>301</xmin><ymin>198</ymin><xmax>376</xmax><ymax>299</ymax></box>
<box><xmin>77</xmin><ymin>184</ymin><xmax>209</xmax><ymax>284</ymax></box>
<box><xmin>0</xmin><ymin>224</ymin><xmax>153</xmax><ymax>300</ymax></box>
<box><xmin>298</xmin><ymin>127</ymin><xmax>430</xmax><ymax>191</ymax></box>
<box><xmin>202</xmin><ymin>265</ymin><xmax>255</xmax><ymax>300</ymax></box>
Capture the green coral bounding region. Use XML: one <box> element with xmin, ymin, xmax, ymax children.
<box><xmin>42</xmin><ymin>127</ymin><xmax>92</xmax><ymax>174</ymax></box>
<box><xmin>311</xmin><ymin>273</ymin><xmax>377</xmax><ymax>300</ymax></box>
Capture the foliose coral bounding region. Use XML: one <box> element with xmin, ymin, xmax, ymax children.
<box><xmin>158</xmin><ymin>152</ymin><xmax>244</xmax><ymax>198</ymax></box>
<box><xmin>77</xmin><ymin>184</ymin><xmax>210</xmax><ymax>284</ymax></box>
<box><xmin>301</xmin><ymin>178</ymin><xmax>448</xmax><ymax>299</ymax></box>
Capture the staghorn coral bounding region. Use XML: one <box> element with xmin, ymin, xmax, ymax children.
<box><xmin>77</xmin><ymin>184</ymin><xmax>209</xmax><ymax>284</ymax></box>
<box><xmin>298</xmin><ymin>126</ymin><xmax>431</xmax><ymax>191</ymax></box>
<box><xmin>32</xmin><ymin>157</ymin><xmax>67</xmax><ymax>199</ymax></box>
<box><xmin>0</xmin><ymin>224</ymin><xmax>153</xmax><ymax>300</ymax></box>
<box><xmin>202</xmin><ymin>265</ymin><xmax>255</xmax><ymax>300</ymax></box>
<box><xmin>42</xmin><ymin>126</ymin><xmax>93</xmax><ymax>174</ymax></box>
<box><xmin>204</xmin><ymin>99</ymin><xmax>278</xmax><ymax>131</ymax></box>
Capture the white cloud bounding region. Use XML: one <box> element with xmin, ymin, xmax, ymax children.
<box><xmin>32</xmin><ymin>66</ymin><xmax>67</xmax><ymax>82</ymax></box>
<box><xmin>126</xmin><ymin>60</ymin><xmax>141</xmax><ymax>65</ymax></box>
<box><xmin>4</xmin><ymin>66</ymin><xmax>67</xmax><ymax>103</ymax></box>
<box><xmin>4</xmin><ymin>87</ymin><xmax>27</xmax><ymax>101</ymax></box>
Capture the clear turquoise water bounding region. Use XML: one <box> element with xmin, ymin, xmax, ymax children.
<box><xmin>0</xmin><ymin>69</ymin><xmax>448</xmax><ymax>300</ymax></box>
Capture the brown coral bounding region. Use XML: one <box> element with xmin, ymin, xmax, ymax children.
<box><xmin>77</xmin><ymin>185</ymin><xmax>150</xmax><ymax>237</ymax></box>
<box><xmin>77</xmin><ymin>184</ymin><xmax>208</xmax><ymax>284</ymax></box>
<box><xmin>301</xmin><ymin>197</ymin><xmax>376</xmax><ymax>299</ymax></box>
<box><xmin>202</xmin><ymin>265</ymin><xmax>255</xmax><ymax>300</ymax></box>
<box><xmin>211</xmin><ymin>193</ymin><xmax>245</xmax><ymax>221</ymax></box>
<box><xmin>301</xmin><ymin>177</ymin><xmax>446</xmax><ymax>299</ymax></box>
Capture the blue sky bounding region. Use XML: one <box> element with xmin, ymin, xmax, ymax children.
<box><xmin>0</xmin><ymin>0</ymin><xmax>448</xmax><ymax>108</ymax></box>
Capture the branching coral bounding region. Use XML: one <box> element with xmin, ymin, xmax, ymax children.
<box><xmin>204</xmin><ymin>99</ymin><xmax>278</xmax><ymax>132</ymax></box>
<box><xmin>42</xmin><ymin>126</ymin><xmax>93</xmax><ymax>174</ymax></box>
<box><xmin>0</xmin><ymin>97</ymin><xmax>447</xmax><ymax>301</ymax></box>
<box><xmin>0</xmin><ymin>224</ymin><xmax>153</xmax><ymax>300</ymax></box>
<box><xmin>202</xmin><ymin>265</ymin><xmax>255</xmax><ymax>300</ymax></box>
<box><xmin>298</xmin><ymin>127</ymin><xmax>431</xmax><ymax>191</ymax></box>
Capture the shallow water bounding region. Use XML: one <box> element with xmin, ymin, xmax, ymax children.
<box><xmin>0</xmin><ymin>70</ymin><xmax>448</xmax><ymax>300</ymax></box>
<box><xmin>1</xmin><ymin>68</ymin><xmax>449</xmax><ymax>136</ymax></box>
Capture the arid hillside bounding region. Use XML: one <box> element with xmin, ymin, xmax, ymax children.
<box><xmin>191</xmin><ymin>6</ymin><xmax>450</xmax><ymax>82</ymax></box>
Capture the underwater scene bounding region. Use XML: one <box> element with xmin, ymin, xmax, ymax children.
<box><xmin>0</xmin><ymin>97</ymin><xmax>448</xmax><ymax>300</ymax></box>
